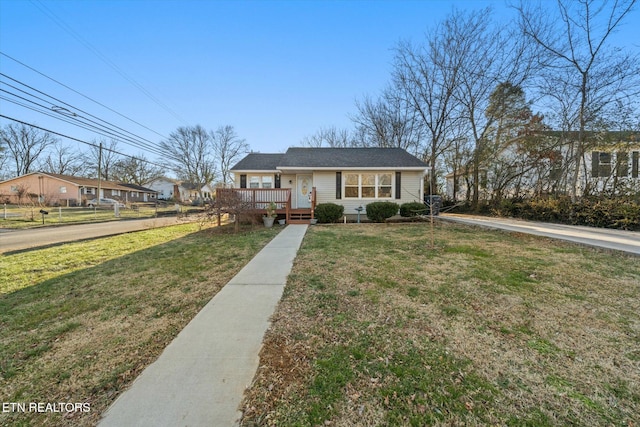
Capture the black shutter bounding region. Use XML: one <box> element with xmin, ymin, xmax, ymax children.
<box><xmin>591</xmin><ymin>152</ymin><xmax>599</xmax><ymax>177</ymax></box>
<box><xmin>336</xmin><ymin>172</ymin><xmax>342</xmax><ymax>199</ymax></box>
<box><xmin>632</xmin><ymin>152</ymin><xmax>639</xmax><ymax>178</ymax></box>
<box><xmin>240</xmin><ymin>174</ymin><xmax>247</xmax><ymax>188</ymax></box>
<box><xmin>275</xmin><ymin>174</ymin><xmax>281</xmax><ymax>188</ymax></box>
<box><xmin>395</xmin><ymin>172</ymin><xmax>401</xmax><ymax>199</ymax></box>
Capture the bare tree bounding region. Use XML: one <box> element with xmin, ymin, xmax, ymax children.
<box><xmin>112</xmin><ymin>154</ymin><xmax>163</xmax><ymax>186</ymax></box>
<box><xmin>300</xmin><ymin>126</ymin><xmax>358</xmax><ymax>147</ymax></box>
<box><xmin>160</xmin><ymin>125</ymin><xmax>217</xmax><ymax>197</ymax></box>
<box><xmin>39</xmin><ymin>142</ymin><xmax>86</xmax><ymax>176</ymax></box>
<box><xmin>515</xmin><ymin>0</ymin><xmax>640</xmax><ymax>200</ymax></box>
<box><xmin>0</xmin><ymin>138</ymin><xmax>8</xmax><ymax>180</ymax></box>
<box><xmin>88</xmin><ymin>138</ymin><xmax>121</xmax><ymax>180</ymax></box>
<box><xmin>352</xmin><ymin>90</ymin><xmax>424</xmax><ymax>153</ymax></box>
<box><xmin>0</xmin><ymin>123</ymin><xmax>56</xmax><ymax>177</ymax></box>
<box><xmin>448</xmin><ymin>8</ymin><xmax>535</xmax><ymax>207</ymax></box>
<box><xmin>211</xmin><ymin>125</ymin><xmax>249</xmax><ymax>187</ymax></box>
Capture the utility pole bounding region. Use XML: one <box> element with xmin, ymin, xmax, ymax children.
<box><xmin>97</xmin><ymin>142</ymin><xmax>102</xmax><ymax>206</ymax></box>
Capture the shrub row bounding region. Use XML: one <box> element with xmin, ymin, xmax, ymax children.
<box><xmin>316</xmin><ymin>201</ymin><xmax>434</xmax><ymax>223</ymax></box>
<box><xmin>493</xmin><ymin>196</ymin><xmax>640</xmax><ymax>231</ymax></box>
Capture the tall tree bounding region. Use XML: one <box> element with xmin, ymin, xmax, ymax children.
<box><xmin>211</xmin><ymin>125</ymin><xmax>249</xmax><ymax>187</ymax></box>
<box><xmin>39</xmin><ymin>142</ymin><xmax>86</xmax><ymax>176</ymax></box>
<box><xmin>160</xmin><ymin>125</ymin><xmax>217</xmax><ymax>196</ymax></box>
<box><xmin>352</xmin><ymin>90</ymin><xmax>423</xmax><ymax>153</ymax></box>
<box><xmin>515</xmin><ymin>0</ymin><xmax>640</xmax><ymax>200</ymax></box>
<box><xmin>391</xmin><ymin>17</ymin><xmax>467</xmax><ymax>196</ymax></box>
<box><xmin>450</xmin><ymin>8</ymin><xmax>535</xmax><ymax>207</ymax></box>
<box><xmin>112</xmin><ymin>155</ymin><xmax>163</xmax><ymax>186</ymax></box>
<box><xmin>0</xmin><ymin>123</ymin><xmax>56</xmax><ymax>177</ymax></box>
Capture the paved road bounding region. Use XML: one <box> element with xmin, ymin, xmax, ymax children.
<box><xmin>0</xmin><ymin>216</ymin><xmax>197</xmax><ymax>253</ymax></box>
<box><xmin>440</xmin><ymin>214</ymin><xmax>640</xmax><ymax>255</ymax></box>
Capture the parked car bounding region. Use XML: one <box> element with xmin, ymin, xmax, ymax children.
<box><xmin>87</xmin><ymin>198</ymin><xmax>125</xmax><ymax>208</ymax></box>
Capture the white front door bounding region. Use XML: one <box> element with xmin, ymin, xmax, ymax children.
<box><xmin>297</xmin><ymin>175</ymin><xmax>312</xmax><ymax>208</ymax></box>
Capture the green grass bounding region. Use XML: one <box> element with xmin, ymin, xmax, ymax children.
<box><xmin>240</xmin><ymin>222</ymin><xmax>640</xmax><ymax>426</ymax></box>
<box><xmin>0</xmin><ymin>222</ymin><xmax>280</xmax><ymax>426</ymax></box>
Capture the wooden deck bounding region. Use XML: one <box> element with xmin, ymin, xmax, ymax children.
<box><xmin>215</xmin><ymin>187</ymin><xmax>316</xmax><ymax>224</ymax></box>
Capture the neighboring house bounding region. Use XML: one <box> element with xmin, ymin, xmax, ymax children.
<box><xmin>178</xmin><ymin>182</ymin><xmax>214</xmax><ymax>203</ymax></box>
<box><xmin>446</xmin><ymin>133</ymin><xmax>640</xmax><ymax>201</ymax></box>
<box><xmin>587</xmin><ymin>146</ymin><xmax>640</xmax><ymax>195</ymax></box>
<box><xmin>147</xmin><ymin>177</ymin><xmax>214</xmax><ymax>203</ymax></box>
<box><xmin>0</xmin><ymin>172</ymin><xmax>157</xmax><ymax>206</ymax></box>
<box><xmin>147</xmin><ymin>177</ymin><xmax>179</xmax><ymax>201</ymax></box>
<box><xmin>228</xmin><ymin>147</ymin><xmax>428</xmax><ymax>222</ymax></box>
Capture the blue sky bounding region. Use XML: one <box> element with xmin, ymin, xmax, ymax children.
<box><xmin>1</xmin><ymin>0</ymin><xmax>638</xmax><ymax>161</ymax></box>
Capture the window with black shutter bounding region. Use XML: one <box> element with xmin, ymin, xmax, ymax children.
<box><xmin>240</xmin><ymin>174</ymin><xmax>247</xmax><ymax>188</ymax></box>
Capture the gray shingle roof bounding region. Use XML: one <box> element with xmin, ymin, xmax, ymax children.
<box><xmin>231</xmin><ymin>148</ymin><xmax>427</xmax><ymax>170</ymax></box>
<box><xmin>280</xmin><ymin>147</ymin><xmax>427</xmax><ymax>168</ymax></box>
<box><xmin>230</xmin><ymin>153</ymin><xmax>284</xmax><ymax>171</ymax></box>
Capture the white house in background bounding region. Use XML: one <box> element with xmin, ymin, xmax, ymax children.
<box><xmin>147</xmin><ymin>178</ymin><xmax>215</xmax><ymax>203</ymax></box>
<box><xmin>147</xmin><ymin>177</ymin><xmax>179</xmax><ymax>200</ymax></box>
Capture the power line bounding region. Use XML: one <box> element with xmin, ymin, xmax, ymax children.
<box><xmin>0</xmin><ymin>72</ymin><xmax>169</xmax><ymax>155</ymax></box>
<box><xmin>0</xmin><ymin>51</ymin><xmax>170</xmax><ymax>141</ymax></box>
<box><xmin>0</xmin><ymin>114</ymin><xmax>170</xmax><ymax>170</ymax></box>
<box><xmin>27</xmin><ymin>0</ymin><xmax>189</xmax><ymax>126</ymax></box>
<box><xmin>0</xmin><ymin>73</ymin><xmax>170</xmax><ymax>157</ymax></box>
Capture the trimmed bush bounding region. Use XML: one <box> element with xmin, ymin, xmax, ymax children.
<box><xmin>315</xmin><ymin>203</ymin><xmax>344</xmax><ymax>223</ymax></box>
<box><xmin>366</xmin><ymin>201</ymin><xmax>399</xmax><ymax>223</ymax></box>
<box><xmin>400</xmin><ymin>202</ymin><xmax>427</xmax><ymax>217</ymax></box>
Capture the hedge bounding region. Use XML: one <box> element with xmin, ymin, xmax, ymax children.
<box><xmin>400</xmin><ymin>202</ymin><xmax>427</xmax><ymax>217</ymax></box>
<box><xmin>315</xmin><ymin>203</ymin><xmax>344</xmax><ymax>223</ymax></box>
<box><xmin>492</xmin><ymin>196</ymin><xmax>640</xmax><ymax>231</ymax></box>
<box><xmin>366</xmin><ymin>201</ymin><xmax>399</xmax><ymax>223</ymax></box>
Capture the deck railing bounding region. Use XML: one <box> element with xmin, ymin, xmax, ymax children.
<box><xmin>215</xmin><ymin>188</ymin><xmax>292</xmax><ymax>213</ymax></box>
<box><xmin>215</xmin><ymin>187</ymin><xmax>316</xmax><ymax>222</ymax></box>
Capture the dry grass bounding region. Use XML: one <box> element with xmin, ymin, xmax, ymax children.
<box><xmin>241</xmin><ymin>222</ymin><xmax>640</xmax><ymax>426</ymax></box>
<box><xmin>0</xmin><ymin>223</ymin><xmax>280</xmax><ymax>426</ymax></box>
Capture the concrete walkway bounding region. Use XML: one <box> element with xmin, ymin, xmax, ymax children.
<box><xmin>99</xmin><ymin>224</ymin><xmax>308</xmax><ymax>427</ymax></box>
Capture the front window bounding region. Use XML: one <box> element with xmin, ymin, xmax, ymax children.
<box><xmin>344</xmin><ymin>172</ymin><xmax>393</xmax><ymax>199</ymax></box>
<box><xmin>248</xmin><ymin>175</ymin><xmax>274</xmax><ymax>188</ymax></box>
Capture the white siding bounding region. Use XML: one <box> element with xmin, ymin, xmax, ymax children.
<box><xmin>313</xmin><ymin>170</ymin><xmax>424</xmax><ymax>214</ymax></box>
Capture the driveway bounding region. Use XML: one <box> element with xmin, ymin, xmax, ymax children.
<box><xmin>0</xmin><ymin>216</ymin><xmax>196</xmax><ymax>253</ymax></box>
<box><xmin>440</xmin><ymin>214</ymin><xmax>640</xmax><ymax>255</ymax></box>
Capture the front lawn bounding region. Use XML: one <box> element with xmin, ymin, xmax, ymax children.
<box><xmin>0</xmin><ymin>223</ymin><xmax>280</xmax><ymax>426</ymax></box>
<box><xmin>241</xmin><ymin>222</ymin><xmax>640</xmax><ymax>426</ymax></box>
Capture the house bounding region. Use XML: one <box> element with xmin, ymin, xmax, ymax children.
<box><xmin>446</xmin><ymin>132</ymin><xmax>640</xmax><ymax>201</ymax></box>
<box><xmin>147</xmin><ymin>177</ymin><xmax>178</xmax><ymax>200</ymax></box>
<box><xmin>0</xmin><ymin>172</ymin><xmax>157</xmax><ymax>206</ymax></box>
<box><xmin>225</xmin><ymin>147</ymin><xmax>428</xmax><ymax>222</ymax></box>
<box><xmin>147</xmin><ymin>177</ymin><xmax>214</xmax><ymax>203</ymax></box>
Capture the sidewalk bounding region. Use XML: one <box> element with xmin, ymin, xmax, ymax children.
<box><xmin>99</xmin><ymin>224</ymin><xmax>309</xmax><ymax>427</ymax></box>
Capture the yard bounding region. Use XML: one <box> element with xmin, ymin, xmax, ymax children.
<box><xmin>240</xmin><ymin>222</ymin><xmax>640</xmax><ymax>426</ymax></box>
<box><xmin>0</xmin><ymin>223</ymin><xmax>280</xmax><ymax>426</ymax></box>
<box><xmin>1</xmin><ymin>221</ymin><xmax>638</xmax><ymax>426</ymax></box>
